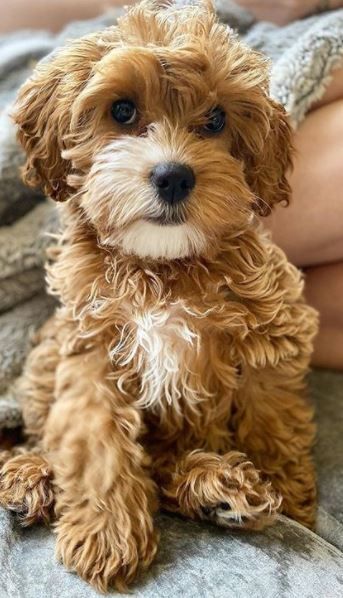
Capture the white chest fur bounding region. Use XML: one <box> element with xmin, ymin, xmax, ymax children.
<box><xmin>113</xmin><ymin>304</ymin><xmax>202</xmax><ymax>411</ymax></box>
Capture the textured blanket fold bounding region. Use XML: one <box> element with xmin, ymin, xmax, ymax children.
<box><xmin>0</xmin><ymin>2</ymin><xmax>342</xmax><ymax>596</ymax></box>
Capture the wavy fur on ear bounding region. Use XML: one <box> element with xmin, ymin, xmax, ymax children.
<box><xmin>228</xmin><ymin>59</ymin><xmax>294</xmax><ymax>216</ymax></box>
<box><xmin>247</xmin><ymin>99</ymin><xmax>293</xmax><ymax>216</ymax></box>
<box><xmin>12</xmin><ymin>33</ymin><xmax>107</xmax><ymax>201</ymax></box>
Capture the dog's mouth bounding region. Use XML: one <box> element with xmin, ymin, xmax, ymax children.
<box><xmin>147</xmin><ymin>214</ymin><xmax>185</xmax><ymax>226</ymax></box>
<box><xmin>147</xmin><ymin>207</ymin><xmax>187</xmax><ymax>226</ymax></box>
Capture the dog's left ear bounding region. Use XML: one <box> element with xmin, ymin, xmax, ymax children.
<box><xmin>245</xmin><ymin>99</ymin><xmax>293</xmax><ymax>216</ymax></box>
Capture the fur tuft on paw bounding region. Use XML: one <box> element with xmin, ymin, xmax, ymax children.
<box><xmin>0</xmin><ymin>452</ymin><xmax>54</xmax><ymax>525</ymax></box>
<box><xmin>164</xmin><ymin>450</ymin><xmax>281</xmax><ymax>531</ymax></box>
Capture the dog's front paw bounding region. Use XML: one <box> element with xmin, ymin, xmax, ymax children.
<box><xmin>166</xmin><ymin>450</ymin><xmax>281</xmax><ymax>531</ymax></box>
<box><xmin>199</xmin><ymin>454</ymin><xmax>281</xmax><ymax>530</ymax></box>
<box><xmin>56</xmin><ymin>507</ymin><xmax>158</xmax><ymax>592</ymax></box>
<box><xmin>0</xmin><ymin>452</ymin><xmax>54</xmax><ymax>525</ymax></box>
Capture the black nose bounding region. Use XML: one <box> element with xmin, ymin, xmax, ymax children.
<box><xmin>150</xmin><ymin>162</ymin><xmax>195</xmax><ymax>204</ymax></box>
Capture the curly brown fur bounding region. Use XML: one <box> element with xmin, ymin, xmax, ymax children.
<box><xmin>159</xmin><ymin>450</ymin><xmax>282</xmax><ymax>530</ymax></box>
<box><xmin>0</xmin><ymin>0</ymin><xmax>318</xmax><ymax>592</ymax></box>
<box><xmin>0</xmin><ymin>449</ymin><xmax>54</xmax><ymax>525</ymax></box>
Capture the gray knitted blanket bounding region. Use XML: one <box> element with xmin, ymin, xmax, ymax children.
<box><xmin>0</xmin><ymin>3</ymin><xmax>343</xmax><ymax>597</ymax></box>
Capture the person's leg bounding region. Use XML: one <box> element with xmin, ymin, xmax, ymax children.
<box><xmin>312</xmin><ymin>65</ymin><xmax>343</xmax><ymax>110</ymax></box>
<box><xmin>304</xmin><ymin>262</ymin><xmax>343</xmax><ymax>370</ymax></box>
<box><xmin>266</xmin><ymin>68</ymin><xmax>343</xmax><ymax>369</ymax></box>
<box><xmin>0</xmin><ymin>0</ymin><xmax>134</xmax><ymax>34</ymax></box>
<box><xmin>265</xmin><ymin>98</ymin><xmax>343</xmax><ymax>267</ymax></box>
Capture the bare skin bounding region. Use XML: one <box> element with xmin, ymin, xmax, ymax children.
<box><xmin>304</xmin><ymin>263</ymin><xmax>343</xmax><ymax>370</ymax></box>
<box><xmin>267</xmin><ymin>91</ymin><xmax>343</xmax><ymax>267</ymax></box>
<box><xmin>0</xmin><ymin>0</ymin><xmax>342</xmax><ymax>369</ymax></box>
<box><xmin>0</xmin><ymin>0</ymin><xmax>133</xmax><ymax>33</ymax></box>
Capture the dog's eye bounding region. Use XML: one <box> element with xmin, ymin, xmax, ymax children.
<box><xmin>111</xmin><ymin>99</ymin><xmax>137</xmax><ymax>125</ymax></box>
<box><xmin>203</xmin><ymin>106</ymin><xmax>226</xmax><ymax>134</ymax></box>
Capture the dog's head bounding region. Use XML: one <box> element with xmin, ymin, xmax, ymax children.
<box><xmin>14</xmin><ymin>0</ymin><xmax>292</xmax><ymax>260</ymax></box>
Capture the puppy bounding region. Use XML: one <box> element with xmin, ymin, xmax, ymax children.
<box><xmin>0</xmin><ymin>0</ymin><xmax>318</xmax><ymax>592</ymax></box>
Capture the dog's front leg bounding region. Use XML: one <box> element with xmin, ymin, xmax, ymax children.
<box><xmin>43</xmin><ymin>348</ymin><xmax>158</xmax><ymax>592</ymax></box>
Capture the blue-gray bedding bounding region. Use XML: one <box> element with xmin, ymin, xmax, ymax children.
<box><xmin>0</xmin><ymin>3</ymin><xmax>342</xmax><ymax>596</ymax></box>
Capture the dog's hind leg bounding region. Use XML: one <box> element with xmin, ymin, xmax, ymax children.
<box><xmin>19</xmin><ymin>315</ymin><xmax>61</xmax><ymax>441</ymax></box>
<box><xmin>232</xmin><ymin>365</ymin><xmax>317</xmax><ymax>529</ymax></box>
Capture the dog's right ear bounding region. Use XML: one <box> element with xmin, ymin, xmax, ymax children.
<box><xmin>12</xmin><ymin>32</ymin><xmax>105</xmax><ymax>201</ymax></box>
